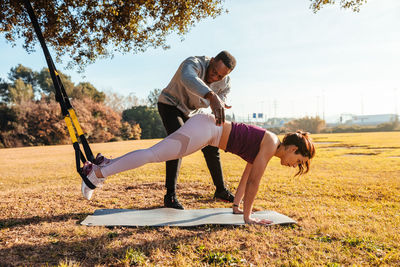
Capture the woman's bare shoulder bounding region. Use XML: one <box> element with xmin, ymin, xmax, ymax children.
<box><xmin>260</xmin><ymin>130</ymin><xmax>280</xmax><ymax>155</ymax></box>
<box><xmin>265</xmin><ymin>130</ymin><xmax>280</xmax><ymax>145</ymax></box>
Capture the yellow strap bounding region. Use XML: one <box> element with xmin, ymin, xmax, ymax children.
<box><xmin>68</xmin><ymin>109</ymin><xmax>84</xmax><ymax>136</ymax></box>
<box><xmin>64</xmin><ymin>116</ymin><xmax>78</xmax><ymax>143</ymax></box>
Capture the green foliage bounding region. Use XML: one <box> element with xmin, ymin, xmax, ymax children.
<box><xmin>1</xmin><ymin>65</ymin><xmax>105</xmax><ymax>104</ymax></box>
<box><xmin>122</xmin><ymin>105</ymin><xmax>166</xmax><ymax>139</ymax></box>
<box><xmin>56</xmin><ymin>259</ymin><xmax>81</xmax><ymax>267</ymax></box>
<box><xmin>0</xmin><ymin>78</ymin><xmax>9</xmax><ymax>102</ymax></box>
<box><xmin>71</xmin><ymin>82</ymin><xmax>105</xmax><ymax>103</ymax></box>
<box><xmin>0</xmin><ymin>104</ymin><xmax>17</xmax><ymax>132</ymax></box>
<box><xmin>341</xmin><ymin>237</ymin><xmax>364</xmax><ymax>247</ymax></box>
<box><xmin>119</xmin><ymin>247</ymin><xmax>147</xmax><ymax>266</ymax></box>
<box><xmin>8</xmin><ymin>78</ymin><xmax>35</xmax><ymax>103</ymax></box>
<box><xmin>311</xmin><ymin>233</ymin><xmax>335</xmax><ymax>243</ymax></box>
<box><xmin>285</xmin><ymin>116</ymin><xmax>326</xmax><ymax>133</ymax></box>
<box><xmin>195</xmin><ymin>245</ymin><xmax>243</xmax><ymax>266</ymax></box>
<box><xmin>8</xmin><ymin>64</ymin><xmax>39</xmax><ymax>91</ymax></box>
<box><xmin>107</xmin><ymin>232</ymin><xmax>119</xmax><ymax>239</ymax></box>
<box><xmin>1</xmin><ymin>65</ymin><xmax>40</xmax><ymax>102</ymax></box>
<box><xmin>1</xmin><ymin>0</ymin><xmax>226</xmax><ymax>70</ymax></box>
<box><xmin>36</xmin><ymin>68</ymin><xmax>75</xmax><ymax>97</ymax></box>
<box><xmin>201</xmin><ymin>251</ymin><xmax>242</xmax><ymax>265</ymax></box>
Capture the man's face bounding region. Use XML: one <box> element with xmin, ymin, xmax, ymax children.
<box><xmin>205</xmin><ymin>58</ymin><xmax>231</xmax><ymax>84</ymax></box>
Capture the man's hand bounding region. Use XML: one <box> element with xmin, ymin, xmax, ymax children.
<box><xmin>205</xmin><ymin>91</ymin><xmax>231</xmax><ymax>125</ymax></box>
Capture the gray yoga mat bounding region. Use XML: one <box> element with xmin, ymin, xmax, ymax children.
<box><xmin>81</xmin><ymin>208</ymin><xmax>297</xmax><ymax>227</ymax></box>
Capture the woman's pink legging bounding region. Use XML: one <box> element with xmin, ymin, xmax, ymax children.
<box><xmin>100</xmin><ymin>114</ymin><xmax>223</xmax><ymax>178</ymax></box>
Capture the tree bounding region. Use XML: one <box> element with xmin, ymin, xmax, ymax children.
<box><xmin>8</xmin><ymin>78</ymin><xmax>35</xmax><ymax>103</ymax></box>
<box><xmin>0</xmin><ymin>78</ymin><xmax>10</xmax><ymax>103</ymax></box>
<box><xmin>0</xmin><ymin>97</ymin><xmax>142</xmax><ymax>148</ymax></box>
<box><xmin>0</xmin><ymin>104</ymin><xmax>18</xmax><ymax>148</ymax></box>
<box><xmin>71</xmin><ymin>97</ymin><xmax>138</xmax><ymax>143</ymax></box>
<box><xmin>122</xmin><ymin>106</ymin><xmax>166</xmax><ymax>139</ymax></box>
<box><xmin>120</xmin><ymin>121</ymin><xmax>142</xmax><ymax>140</ymax></box>
<box><xmin>310</xmin><ymin>0</ymin><xmax>367</xmax><ymax>13</ymax></box>
<box><xmin>0</xmin><ymin>104</ymin><xmax>17</xmax><ymax>131</ymax></box>
<box><xmin>71</xmin><ymin>82</ymin><xmax>105</xmax><ymax>103</ymax></box>
<box><xmin>104</xmin><ymin>91</ymin><xmax>142</xmax><ymax>113</ymax></box>
<box><xmin>36</xmin><ymin>67</ymin><xmax>75</xmax><ymax>96</ymax></box>
<box><xmin>4</xmin><ymin>65</ymin><xmax>106</xmax><ymax>103</ymax></box>
<box><xmin>285</xmin><ymin>116</ymin><xmax>326</xmax><ymax>133</ymax></box>
<box><xmin>147</xmin><ymin>88</ymin><xmax>161</xmax><ymax>108</ymax></box>
<box><xmin>1</xmin><ymin>0</ymin><xmax>226</xmax><ymax>70</ymax></box>
<box><xmin>8</xmin><ymin>64</ymin><xmax>39</xmax><ymax>92</ymax></box>
<box><xmin>14</xmin><ymin>99</ymin><xmax>68</xmax><ymax>146</ymax></box>
<box><xmin>1</xmin><ymin>65</ymin><xmax>38</xmax><ymax>103</ymax></box>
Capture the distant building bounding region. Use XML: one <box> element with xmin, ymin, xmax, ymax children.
<box><xmin>263</xmin><ymin>117</ymin><xmax>294</xmax><ymax>128</ymax></box>
<box><xmin>339</xmin><ymin>114</ymin><xmax>399</xmax><ymax>126</ymax></box>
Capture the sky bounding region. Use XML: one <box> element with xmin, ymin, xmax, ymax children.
<box><xmin>1</xmin><ymin>0</ymin><xmax>400</xmax><ymax>122</ymax></box>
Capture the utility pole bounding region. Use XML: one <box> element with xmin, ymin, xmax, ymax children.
<box><xmin>394</xmin><ymin>88</ymin><xmax>398</xmax><ymax>115</ymax></box>
<box><xmin>322</xmin><ymin>90</ymin><xmax>326</xmax><ymax>121</ymax></box>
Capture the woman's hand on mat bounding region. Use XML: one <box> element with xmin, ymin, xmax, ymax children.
<box><xmin>245</xmin><ymin>217</ymin><xmax>273</xmax><ymax>225</ymax></box>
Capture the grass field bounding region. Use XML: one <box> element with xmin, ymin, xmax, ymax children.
<box><xmin>1</xmin><ymin>132</ymin><xmax>400</xmax><ymax>266</ymax></box>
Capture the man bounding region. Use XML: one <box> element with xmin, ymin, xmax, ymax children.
<box><xmin>157</xmin><ymin>50</ymin><xmax>236</xmax><ymax>209</ymax></box>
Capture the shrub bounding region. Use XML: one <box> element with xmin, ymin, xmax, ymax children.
<box><xmin>285</xmin><ymin>116</ymin><xmax>326</xmax><ymax>133</ymax></box>
<box><xmin>0</xmin><ymin>98</ymin><xmax>141</xmax><ymax>147</ymax></box>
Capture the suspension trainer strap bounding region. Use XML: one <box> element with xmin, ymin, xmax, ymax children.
<box><xmin>22</xmin><ymin>0</ymin><xmax>96</xmax><ymax>188</ymax></box>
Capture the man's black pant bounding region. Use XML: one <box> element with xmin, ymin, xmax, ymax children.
<box><xmin>157</xmin><ymin>102</ymin><xmax>226</xmax><ymax>194</ymax></box>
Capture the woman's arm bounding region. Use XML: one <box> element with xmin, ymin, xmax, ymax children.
<box><xmin>232</xmin><ymin>162</ymin><xmax>252</xmax><ymax>214</ymax></box>
<box><xmin>242</xmin><ymin>138</ymin><xmax>276</xmax><ymax>224</ymax></box>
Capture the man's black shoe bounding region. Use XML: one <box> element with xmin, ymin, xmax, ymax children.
<box><xmin>214</xmin><ymin>188</ymin><xmax>234</xmax><ymax>203</ymax></box>
<box><xmin>164</xmin><ymin>193</ymin><xmax>184</xmax><ymax>210</ymax></box>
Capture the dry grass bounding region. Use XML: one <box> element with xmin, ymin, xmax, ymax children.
<box><xmin>1</xmin><ymin>132</ymin><xmax>399</xmax><ymax>266</ymax></box>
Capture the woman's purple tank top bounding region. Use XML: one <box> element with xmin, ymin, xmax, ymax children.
<box><xmin>225</xmin><ymin>122</ymin><xmax>266</xmax><ymax>163</ymax></box>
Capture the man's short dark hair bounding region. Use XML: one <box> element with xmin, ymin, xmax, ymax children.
<box><xmin>215</xmin><ymin>50</ymin><xmax>236</xmax><ymax>70</ymax></box>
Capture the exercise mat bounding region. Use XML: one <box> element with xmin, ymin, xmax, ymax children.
<box><xmin>81</xmin><ymin>208</ymin><xmax>296</xmax><ymax>227</ymax></box>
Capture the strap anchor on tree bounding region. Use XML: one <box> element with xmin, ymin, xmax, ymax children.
<box><xmin>22</xmin><ymin>0</ymin><xmax>97</xmax><ymax>190</ymax></box>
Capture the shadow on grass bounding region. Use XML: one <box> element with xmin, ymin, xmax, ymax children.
<box><xmin>0</xmin><ymin>221</ymin><xmax>232</xmax><ymax>266</ymax></box>
<box><xmin>0</xmin><ymin>212</ymin><xmax>89</xmax><ymax>230</ymax></box>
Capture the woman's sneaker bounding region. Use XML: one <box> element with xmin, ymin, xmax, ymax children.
<box><xmin>81</xmin><ymin>161</ymin><xmax>106</xmax><ymax>200</ymax></box>
<box><xmin>94</xmin><ymin>153</ymin><xmax>112</xmax><ymax>167</ymax></box>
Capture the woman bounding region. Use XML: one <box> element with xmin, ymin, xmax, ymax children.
<box><xmin>82</xmin><ymin>113</ymin><xmax>315</xmax><ymax>225</ymax></box>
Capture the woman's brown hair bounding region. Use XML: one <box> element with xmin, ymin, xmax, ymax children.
<box><xmin>282</xmin><ymin>130</ymin><xmax>315</xmax><ymax>176</ymax></box>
